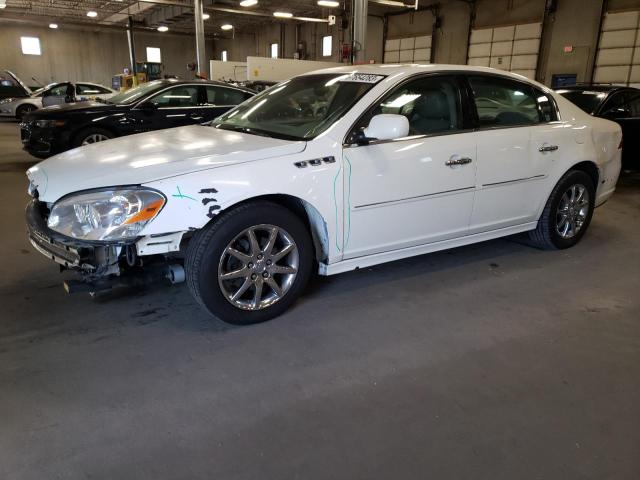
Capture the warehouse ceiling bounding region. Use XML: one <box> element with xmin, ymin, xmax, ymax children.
<box><xmin>0</xmin><ymin>0</ymin><xmax>409</xmax><ymax>36</ymax></box>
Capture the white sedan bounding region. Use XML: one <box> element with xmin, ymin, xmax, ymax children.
<box><xmin>25</xmin><ymin>65</ymin><xmax>622</xmax><ymax>324</ymax></box>
<box><xmin>1</xmin><ymin>81</ymin><xmax>114</xmax><ymax>120</ymax></box>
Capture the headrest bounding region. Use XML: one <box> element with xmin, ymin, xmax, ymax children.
<box><xmin>413</xmin><ymin>90</ymin><xmax>449</xmax><ymax>119</ymax></box>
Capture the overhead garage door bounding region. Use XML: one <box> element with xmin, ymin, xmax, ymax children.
<box><xmin>384</xmin><ymin>35</ymin><xmax>432</xmax><ymax>64</ymax></box>
<box><xmin>467</xmin><ymin>23</ymin><xmax>542</xmax><ymax>79</ymax></box>
<box><xmin>594</xmin><ymin>11</ymin><xmax>640</xmax><ymax>87</ymax></box>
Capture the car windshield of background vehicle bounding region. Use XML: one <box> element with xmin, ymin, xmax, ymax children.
<box><xmin>556</xmin><ymin>90</ymin><xmax>607</xmax><ymax>114</ymax></box>
<box><xmin>106</xmin><ymin>80</ymin><xmax>166</xmax><ymax>105</ymax></box>
<box><xmin>214</xmin><ymin>73</ymin><xmax>385</xmax><ymax>141</ymax></box>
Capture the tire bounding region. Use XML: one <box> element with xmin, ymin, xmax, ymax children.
<box><xmin>185</xmin><ymin>201</ymin><xmax>313</xmax><ymax>325</ymax></box>
<box><xmin>529</xmin><ymin>170</ymin><xmax>596</xmax><ymax>250</ymax></box>
<box><xmin>16</xmin><ymin>104</ymin><xmax>37</xmax><ymax>121</ymax></box>
<box><xmin>73</xmin><ymin>127</ymin><xmax>113</xmax><ymax>148</ymax></box>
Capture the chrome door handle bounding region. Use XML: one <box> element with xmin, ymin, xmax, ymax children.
<box><xmin>446</xmin><ymin>156</ymin><xmax>473</xmax><ymax>167</ymax></box>
<box><xmin>539</xmin><ymin>144</ymin><xmax>559</xmax><ymax>153</ymax></box>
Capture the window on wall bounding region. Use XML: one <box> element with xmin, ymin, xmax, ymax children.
<box><xmin>146</xmin><ymin>47</ymin><xmax>161</xmax><ymax>63</ymax></box>
<box><xmin>270</xmin><ymin>43</ymin><xmax>279</xmax><ymax>59</ymax></box>
<box><xmin>21</xmin><ymin>37</ymin><xmax>41</xmax><ymax>56</ymax></box>
<box><xmin>322</xmin><ymin>35</ymin><xmax>332</xmax><ymax>57</ymax></box>
<box><xmin>221</xmin><ymin>50</ymin><xmax>228</xmax><ymax>62</ymax></box>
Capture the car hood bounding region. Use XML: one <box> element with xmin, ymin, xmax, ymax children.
<box><xmin>27</xmin><ymin>125</ymin><xmax>307</xmax><ymax>202</ymax></box>
<box><xmin>30</xmin><ymin>101</ymin><xmax>117</xmax><ymax>117</ymax></box>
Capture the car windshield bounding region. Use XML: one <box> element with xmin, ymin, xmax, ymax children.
<box><xmin>106</xmin><ymin>80</ymin><xmax>166</xmax><ymax>105</ymax></box>
<box><xmin>214</xmin><ymin>73</ymin><xmax>385</xmax><ymax>141</ymax></box>
<box><xmin>556</xmin><ymin>89</ymin><xmax>608</xmax><ymax>114</ymax></box>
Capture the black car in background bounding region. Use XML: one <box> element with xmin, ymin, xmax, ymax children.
<box><xmin>556</xmin><ymin>85</ymin><xmax>640</xmax><ymax>170</ymax></box>
<box><xmin>20</xmin><ymin>79</ymin><xmax>254</xmax><ymax>158</ymax></box>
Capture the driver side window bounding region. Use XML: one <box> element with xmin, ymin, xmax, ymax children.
<box><xmin>355</xmin><ymin>75</ymin><xmax>463</xmax><ymax>137</ymax></box>
<box><xmin>149</xmin><ymin>85</ymin><xmax>199</xmax><ymax>108</ymax></box>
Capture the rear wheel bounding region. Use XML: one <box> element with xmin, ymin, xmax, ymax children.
<box><xmin>185</xmin><ymin>202</ymin><xmax>313</xmax><ymax>325</ymax></box>
<box><xmin>16</xmin><ymin>104</ymin><xmax>37</xmax><ymax>121</ymax></box>
<box><xmin>74</xmin><ymin>127</ymin><xmax>113</xmax><ymax>147</ymax></box>
<box><xmin>529</xmin><ymin>170</ymin><xmax>596</xmax><ymax>249</ymax></box>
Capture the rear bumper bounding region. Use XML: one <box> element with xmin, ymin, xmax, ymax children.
<box><xmin>26</xmin><ymin>200</ymin><xmax>129</xmax><ymax>275</ymax></box>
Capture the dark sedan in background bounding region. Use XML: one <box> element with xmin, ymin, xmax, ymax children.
<box><xmin>556</xmin><ymin>85</ymin><xmax>640</xmax><ymax>170</ymax></box>
<box><xmin>20</xmin><ymin>79</ymin><xmax>254</xmax><ymax>158</ymax></box>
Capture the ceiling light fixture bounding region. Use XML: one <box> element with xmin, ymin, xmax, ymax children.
<box><xmin>49</xmin><ymin>23</ymin><xmax>58</xmax><ymax>29</ymax></box>
<box><xmin>317</xmin><ymin>0</ymin><xmax>340</xmax><ymax>7</ymax></box>
<box><xmin>239</xmin><ymin>0</ymin><xmax>258</xmax><ymax>6</ymax></box>
<box><xmin>157</xmin><ymin>25</ymin><xmax>169</xmax><ymax>32</ymax></box>
<box><xmin>202</xmin><ymin>13</ymin><xmax>210</xmax><ymax>20</ymax></box>
<box><xmin>0</xmin><ymin>3</ymin><xmax>6</xmax><ymax>8</ymax></box>
<box><xmin>273</xmin><ymin>11</ymin><xmax>293</xmax><ymax>18</ymax></box>
<box><xmin>221</xmin><ymin>24</ymin><xmax>233</xmax><ymax>30</ymax></box>
<box><xmin>295</xmin><ymin>16</ymin><xmax>328</xmax><ymax>22</ymax></box>
<box><xmin>86</xmin><ymin>10</ymin><xmax>98</xmax><ymax>17</ymax></box>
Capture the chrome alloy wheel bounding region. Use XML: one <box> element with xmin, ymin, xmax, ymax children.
<box><xmin>81</xmin><ymin>133</ymin><xmax>109</xmax><ymax>145</ymax></box>
<box><xmin>556</xmin><ymin>184</ymin><xmax>590</xmax><ymax>239</ymax></box>
<box><xmin>218</xmin><ymin>224</ymin><xmax>299</xmax><ymax>310</ymax></box>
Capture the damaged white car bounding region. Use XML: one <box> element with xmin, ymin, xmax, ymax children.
<box><xmin>26</xmin><ymin>65</ymin><xmax>622</xmax><ymax>324</ymax></box>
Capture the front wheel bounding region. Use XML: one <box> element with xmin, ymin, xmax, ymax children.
<box><xmin>529</xmin><ymin>170</ymin><xmax>596</xmax><ymax>249</ymax></box>
<box><xmin>185</xmin><ymin>202</ymin><xmax>313</xmax><ymax>325</ymax></box>
<box><xmin>74</xmin><ymin>127</ymin><xmax>113</xmax><ymax>147</ymax></box>
<box><xmin>16</xmin><ymin>104</ymin><xmax>37</xmax><ymax>120</ymax></box>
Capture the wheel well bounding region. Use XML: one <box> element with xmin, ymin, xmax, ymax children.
<box><xmin>15</xmin><ymin>103</ymin><xmax>36</xmax><ymax>117</ymax></box>
<box><xmin>217</xmin><ymin>194</ymin><xmax>329</xmax><ymax>264</ymax></box>
<box><xmin>570</xmin><ymin>161</ymin><xmax>599</xmax><ymax>189</ymax></box>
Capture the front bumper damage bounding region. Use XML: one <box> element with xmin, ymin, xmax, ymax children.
<box><xmin>26</xmin><ymin>200</ymin><xmax>184</xmax><ymax>293</ymax></box>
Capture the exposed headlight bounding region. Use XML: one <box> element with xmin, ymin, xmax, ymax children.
<box><xmin>35</xmin><ymin>119</ymin><xmax>66</xmax><ymax>128</ymax></box>
<box><xmin>0</xmin><ymin>98</ymin><xmax>14</xmax><ymax>104</ymax></box>
<box><xmin>47</xmin><ymin>188</ymin><xmax>166</xmax><ymax>241</ymax></box>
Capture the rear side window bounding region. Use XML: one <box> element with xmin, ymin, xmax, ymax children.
<box><xmin>469</xmin><ymin>75</ymin><xmax>556</xmax><ymax>127</ymax></box>
<box><xmin>205</xmin><ymin>86</ymin><xmax>250</xmax><ymax>106</ymax></box>
<box><xmin>77</xmin><ymin>84</ymin><xmax>111</xmax><ymax>95</ymax></box>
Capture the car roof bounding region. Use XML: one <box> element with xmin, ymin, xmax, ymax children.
<box><xmin>299</xmin><ymin>63</ymin><xmax>553</xmax><ymax>90</ymax></box>
<box><xmin>555</xmin><ymin>84</ymin><xmax>637</xmax><ymax>93</ymax></box>
<box><xmin>153</xmin><ymin>78</ymin><xmax>254</xmax><ymax>93</ymax></box>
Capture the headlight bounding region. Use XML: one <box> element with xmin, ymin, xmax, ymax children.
<box><xmin>47</xmin><ymin>188</ymin><xmax>166</xmax><ymax>241</ymax></box>
<box><xmin>0</xmin><ymin>98</ymin><xmax>14</xmax><ymax>105</ymax></box>
<box><xmin>35</xmin><ymin>119</ymin><xmax>66</xmax><ymax>128</ymax></box>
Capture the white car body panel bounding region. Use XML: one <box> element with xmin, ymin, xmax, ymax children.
<box><xmin>26</xmin><ymin>64</ymin><xmax>622</xmax><ymax>275</ymax></box>
<box><xmin>0</xmin><ymin>83</ymin><xmax>114</xmax><ymax>117</ymax></box>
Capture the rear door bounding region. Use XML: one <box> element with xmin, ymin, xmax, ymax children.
<box><xmin>599</xmin><ymin>90</ymin><xmax>640</xmax><ymax>168</ymax></box>
<box><xmin>466</xmin><ymin>74</ymin><xmax>563</xmax><ymax>233</ymax></box>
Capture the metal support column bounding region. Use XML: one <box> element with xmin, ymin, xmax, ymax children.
<box><xmin>194</xmin><ymin>0</ymin><xmax>207</xmax><ymax>77</ymax></box>
<box><xmin>126</xmin><ymin>16</ymin><xmax>137</xmax><ymax>74</ymax></box>
<box><xmin>352</xmin><ymin>0</ymin><xmax>368</xmax><ymax>64</ymax></box>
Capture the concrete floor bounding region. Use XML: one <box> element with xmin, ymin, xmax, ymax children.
<box><xmin>1</xmin><ymin>119</ymin><xmax>639</xmax><ymax>480</ymax></box>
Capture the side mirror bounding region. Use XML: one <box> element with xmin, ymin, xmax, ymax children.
<box><xmin>141</xmin><ymin>102</ymin><xmax>157</xmax><ymax>112</ymax></box>
<box><xmin>363</xmin><ymin>114</ymin><xmax>410</xmax><ymax>142</ymax></box>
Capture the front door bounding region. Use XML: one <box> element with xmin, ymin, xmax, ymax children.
<box><xmin>136</xmin><ymin>84</ymin><xmax>204</xmax><ymax>132</ymax></box>
<box><xmin>341</xmin><ymin>75</ymin><xmax>477</xmax><ymax>259</ymax></box>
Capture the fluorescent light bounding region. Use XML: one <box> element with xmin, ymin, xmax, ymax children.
<box><xmin>239</xmin><ymin>0</ymin><xmax>258</xmax><ymax>6</ymax></box>
<box><xmin>273</xmin><ymin>11</ymin><xmax>293</xmax><ymax>18</ymax></box>
<box><xmin>221</xmin><ymin>24</ymin><xmax>233</xmax><ymax>30</ymax></box>
<box><xmin>49</xmin><ymin>23</ymin><xmax>58</xmax><ymax>29</ymax></box>
<box><xmin>202</xmin><ymin>13</ymin><xmax>210</xmax><ymax>20</ymax></box>
<box><xmin>86</xmin><ymin>10</ymin><xmax>97</xmax><ymax>17</ymax></box>
<box><xmin>317</xmin><ymin>0</ymin><xmax>339</xmax><ymax>6</ymax></box>
<box><xmin>0</xmin><ymin>3</ymin><xmax>6</xmax><ymax>8</ymax></box>
<box><xmin>157</xmin><ymin>25</ymin><xmax>169</xmax><ymax>32</ymax></box>
<box><xmin>295</xmin><ymin>17</ymin><xmax>327</xmax><ymax>22</ymax></box>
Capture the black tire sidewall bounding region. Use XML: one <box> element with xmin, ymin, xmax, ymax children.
<box><xmin>545</xmin><ymin>171</ymin><xmax>596</xmax><ymax>249</ymax></box>
<box><xmin>189</xmin><ymin>204</ymin><xmax>313</xmax><ymax>325</ymax></box>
